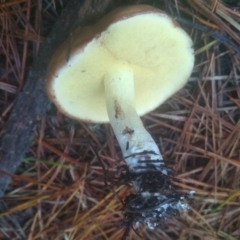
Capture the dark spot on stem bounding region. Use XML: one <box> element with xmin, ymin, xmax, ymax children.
<box><xmin>125</xmin><ymin>150</ymin><xmax>158</xmax><ymax>159</ymax></box>
<box><xmin>126</xmin><ymin>141</ymin><xmax>129</xmax><ymax>151</ymax></box>
<box><xmin>122</xmin><ymin>127</ymin><xmax>134</xmax><ymax>135</ymax></box>
<box><xmin>114</xmin><ymin>100</ymin><xmax>124</xmax><ymax>119</ymax></box>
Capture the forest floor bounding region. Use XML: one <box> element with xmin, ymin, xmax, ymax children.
<box><xmin>0</xmin><ymin>0</ymin><xmax>240</xmax><ymax>239</ymax></box>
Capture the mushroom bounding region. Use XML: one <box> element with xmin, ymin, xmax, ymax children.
<box><xmin>47</xmin><ymin>4</ymin><xmax>194</xmax><ymax>229</ymax></box>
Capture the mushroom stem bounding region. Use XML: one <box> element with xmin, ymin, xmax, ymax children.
<box><xmin>104</xmin><ymin>63</ymin><xmax>165</xmax><ymax>174</ymax></box>
<box><xmin>104</xmin><ymin>64</ymin><xmax>192</xmax><ymax>229</ymax></box>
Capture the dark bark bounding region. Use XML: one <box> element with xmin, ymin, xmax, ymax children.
<box><xmin>0</xmin><ymin>0</ymin><xmax>112</xmax><ymax>198</ymax></box>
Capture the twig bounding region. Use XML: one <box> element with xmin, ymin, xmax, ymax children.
<box><xmin>175</xmin><ymin>17</ymin><xmax>240</xmax><ymax>54</ymax></box>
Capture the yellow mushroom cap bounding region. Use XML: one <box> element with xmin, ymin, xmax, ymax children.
<box><xmin>47</xmin><ymin>5</ymin><xmax>194</xmax><ymax>123</ymax></box>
